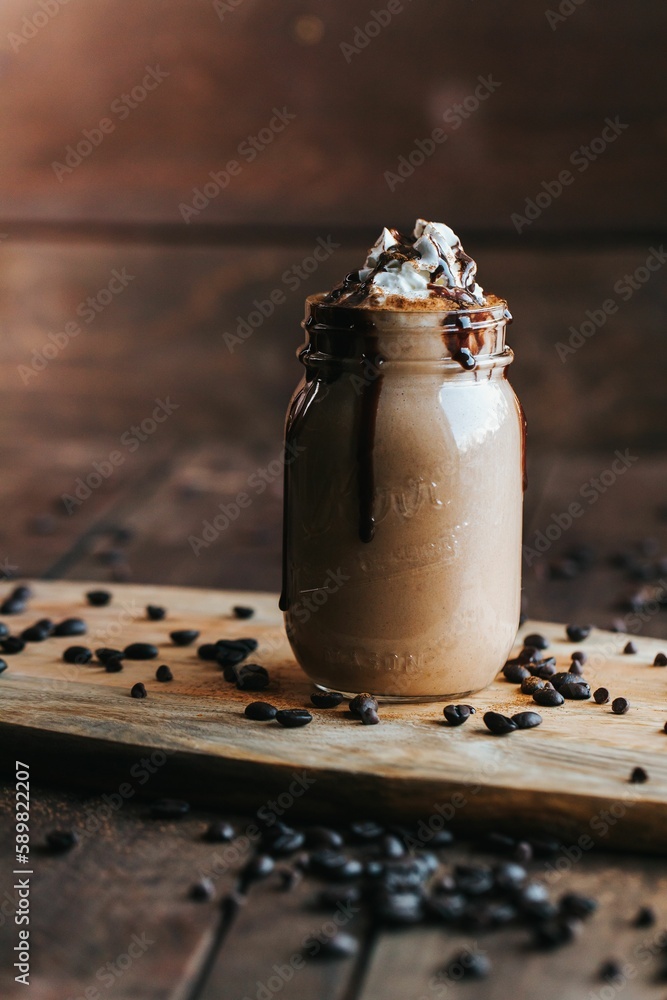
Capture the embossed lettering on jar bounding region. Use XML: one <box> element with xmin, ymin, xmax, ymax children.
<box><xmin>280</xmin><ymin>297</ymin><xmax>524</xmax><ymax>699</ymax></box>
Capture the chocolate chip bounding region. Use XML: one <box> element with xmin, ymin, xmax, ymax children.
<box><xmin>514</xmin><ymin>841</ymin><xmax>533</xmax><ymax>863</ymax></box>
<box><xmin>53</xmin><ymin>617</ymin><xmax>87</xmax><ymax>637</ymax></box>
<box><xmin>653</xmin><ymin>652</ymin><xmax>667</xmax><ymax>666</ymax></box>
<box><xmin>503</xmin><ymin>661</ymin><xmax>530</xmax><ymax>684</ymax></box>
<box><xmin>146</xmin><ymin>605</ymin><xmax>166</xmax><ymax>621</ymax></box>
<box><xmin>105</xmin><ymin>655</ymin><xmax>124</xmax><ymax>673</ymax></box>
<box><xmin>95</xmin><ymin>647</ymin><xmax>123</xmax><ymax>664</ymax></box>
<box><xmin>310</xmin><ymin>691</ymin><xmax>344</xmax><ymax>708</ymax></box>
<box><xmin>534</xmin><ymin>917</ymin><xmax>581</xmax><ymax>948</ymax></box>
<box><xmin>204</xmin><ymin>820</ymin><xmax>235</xmax><ymax>843</ymax></box>
<box><xmin>483</xmin><ymin>712</ymin><xmax>517</xmax><ymax>735</ymax></box>
<box><xmin>623</xmin><ymin>641</ymin><xmax>638</xmax><ymax>654</ymax></box>
<box><xmin>566</xmin><ymin>624</ymin><xmax>592</xmax><ymax>642</ymax></box>
<box><xmin>156</xmin><ymin>664</ymin><xmax>173</xmax><ymax>682</ymax></box>
<box><xmin>593</xmin><ymin>687</ymin><xmax>609</xmax><ymax>704</ymax></box>
<box><xmin>360</xmin><ymin>707</ymin><xmax>380</xmax><ymax>725</ymax></box>
<box><xmin>232</xmin><ymin>606</ymin><xmax>255</xmax><ymax>619</ymax></box>
<box><xmin>63</xmin><ymin>645</ymin><xmax>92</xmax><ymax>664</ymax></box>
<box><xmin>634</xmin><ymin>905</ymin><xmax>656</xmax><ymax>927</ymax></box>
<box><xmin>46</xmin><ymin>829</ymin><xmax>78</xmax><ymax>853</ymax></box>
<box><xmin>524</xmin><ymin>633</ymin><xmax>549</xmax><ymax>649</ymax></box>
<box><xmin>124</xmin><ymin>642</ymin><xmax>159</xmax><ymax>660</ymax></box>
<box><xmin>571</xmin><ymin>650</ymin><xmax>587</xmax><ymax>665</ymax></box>
<box><xmin>275</xmin><ymin>708</ymin><xmax>312</xmax><ymax>728</ymax></box>
<box><xmin>236</xmin><ymin>663</ymin><xmax>269</xmax><ymax>691</ymax></box>
<box><xmin>559</xmin><ymin>681</ymin><xmax>591</xmax><ymax>700</ymax></box>
<box><xmin>244</xmin><ymin>701</ymin><xmax>277</xmax><ymax>720</ymax></box>
<box><xmin>197</xmin><ymin>643</ymin><xmax>218</xmax><ymax>660</ymax></box>
<box><xmin>150</xmin><ymin>798</ymin><xmax>190</xmax><ymax>819</ymax></box>
<box><xmin>630</xmin><ymin>766</ymin><xmax>648</xmax><ymax>783</ymax></box>
<box><xmin>512</xmin><ymin>711</ymin><xmax>543</xmax><ymax>729</ymax></box>
<box><xmin>599</xmin><ymin>959</ymin><xmax>623</xmax><ymax>981</ymax></box>
<box><xmin>533</xmin><ymin>688</ymin><xmax>564</xmax><ymax>707</ymax></box>
<box><xmin>86</xmin><ymin>589</ymin><xmax>111</xmax><ymax>606</ymax></box>
<box><xmin>612</xmin><ymin>697</ymin><xmax>630</xmax><ymax>715</ymax></box>
<box><xmin>131</xmin><ymin>682</ymin><xmax>147</xmax><ymax>699</ymax></box>
<box><xmin>443</xmin><ymin>704</ymin><xmax>475</xmax><ymax>726</ymax></box>
<box><xmin>170</xmin><ymin>629</ymin><xmax>200</xmax><ymax>646</ymax></box>
<box><xmin>190</xmin><ymin>878</ymin><xmax>215</xmax><ymax>901</ymax></box>
<box><xmin>569</xmin><ymin>659</ymin><xmax>584</xmax><ymax>675</ymax></box>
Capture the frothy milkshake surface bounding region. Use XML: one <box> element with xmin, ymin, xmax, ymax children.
<box><xmin>281</xmin><ymin>220</ymin><xmax>524</xmax><ymax>700</ymax></box>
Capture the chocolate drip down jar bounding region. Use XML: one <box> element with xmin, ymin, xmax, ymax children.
<box><xmin>279</xmin><ymin>222</ymin><xmax>524</xmax><ymax>700</ymax></box>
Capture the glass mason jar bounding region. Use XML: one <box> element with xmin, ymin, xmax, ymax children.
<box><xmin>280</xmin><ymin>294</ymin><xmax>524</xmax><ymax>700</ymax></box>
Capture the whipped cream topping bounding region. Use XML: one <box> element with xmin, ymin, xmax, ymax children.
<box><xmin>325</xmin><ymin>219</ymin><xmax>487</xmax><ymax>307</ymax></box>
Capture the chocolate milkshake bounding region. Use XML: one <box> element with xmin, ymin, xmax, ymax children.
<box><xmin>280</xmin><ymin>220</ymin><xmax>524</xmax><ymax>699</ymax></box>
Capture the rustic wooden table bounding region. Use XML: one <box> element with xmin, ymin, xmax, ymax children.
<box><xmin>0</xmin><ymin>236</ymin><xmax>666</xmax><ymax>999</ymax></box>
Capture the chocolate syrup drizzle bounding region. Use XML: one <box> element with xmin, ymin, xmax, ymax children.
<box><xmin>357</xmin><ymin>342</ymin><xmax>384</xmax><ymax>543</ymax></box>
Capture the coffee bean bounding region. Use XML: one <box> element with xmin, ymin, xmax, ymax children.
<box><xmin>426</xmin><ymin>893</ymin><xmax>467</xmax><ymax>922</ymax></box>
<box><xmin>275</xmin><ymin>708</ymin><xmax>312</xmax><ymax>728</ymax></box>
<box><xmin>381</xmin><ymin>835</ymin><xmax>405</xmax><ymax>860</ymax></box>
<box><xmin>277</xmin><ymin>867</ymin><xmax>302</xmax><ymax>891</ymax></box>
<box><xmin>0</xmin><ymin>623</ymin><xmax>8</xmax><ymax>639</ymax></box>
<box><xmin>612</xmin><ymin>697</ymin><xmax>630</xmax><ymax>715</ymax></box>
<box><xmin>12</xmin><ymin>585</ymin><xmax>32</xmax><ymax>602</ymax></box>
<box><xmin>46</xmin><ymin>829</ymin><xmax>78</xmax><ymax>853</ymax></box>
<box><xmin>653</xmin><ymin>652</ymin><xmax>667</xmax><ymax>666</ymax></box>
<box><xmin>374</xmin><ymin>889</ymin><xmax>424</xmax><ymax>926</ymax></box>
<box><xmin>552</xmin><ymin>671</ymin><xmax>583</xmax><ymax>689</ymax></box>
<box><xmin>630</xmin><ymin>766</ymin><xmax>648</xmax><ymax>784</ymax></box>
<box><xmin>244</xmin><ymin>701</ymin><xmax>277</xmax><ymax>721</ymax></box>
<box><xmin>53</xmin><ymin>617</ymin><xmax>87</xmax><ymax>637</ymax></box>
<box><xmin>216</xmin><ymin>646</ymin><xmax>251</xmax><ymax>669</ymax></box>
<box><xmin>350</xmin><ymin>821</ymin><xmax>385</xmax><ymax>842</ymax></box>
<box><xmin>220</xmin><ymin>637</ymin><xmax>258</xmax><ymax>653</ymax></box>
<box><xmin>534</xmin><ymin>917</ymin><xmax>581</xmax><ymax>948</ymax></box>
<box><xmin>150</xmin><ymin>798</ymin><xmax>190</xmax><ymax>819</ymax></box>
<box><xmin>21</xmin><ymin>624</ymin><xmax>51</xmax><ymax>642</ymax></box>
<box><xmin>86</xmin><ymin>589</ymin><xmax>111</xmax><ymax>606</ymax></box>
<box><xmin>124</xmin><ymin>642</ymin><xmax>159</xmax><ymax>660</ymax></box>
<box><xmin>232</xmin><ymin>606</ymin><xmax>255</xmax><ymax>620</ymax></box>
<box><xmin>634</xmin><ymin>905</ymin><xmax>656</xmax><ymax>927</ymax></box>
<box><xmin>1</xmin><ymin>598</ymin><xmax>26</xmax><ymax>615</ymax></box>
<box><xmin>63</xmin><ymin>645</ymin><xmax>92</xmax><ymax>664</ymax></box>
<box><xmin>156</xmin><ymin>664</ymin><xmax>173</xmax><ymax>682</ymax></box>
<box><xmin>0</xmin><ymin>658</ymin><xmax>7</xmax><ymax>675</ymax></box>
<box><xmin>349</xmin><ymin>693</ymin><xmax>378</xmax><ymax>717</ymax></box>
<box><xmin>571</xmin><ymin>650</ymin><xmax>587</xmax><ymax>665</ymax></box>
<box><xmin>513</xmin><ymin>711</ymin><xmax>543</xmax><ymax>730</ymax></box>
<box><xmin>483</xmin><ymin>712</ymin><xmax>518</xmax><ymax>735</ymax></box>
<box><xmin>503</xmin><ymin>662</ymin><xmax>530</xmax><ymax>683</ymax></box>
<box><xmin>560</xmin><ymin>892</ymin><xmax>598</xmax><ymax>919</ymax></box>
<box><xmin>599</xmin><ymin>959</ymin><xmax>623</xmax><ymax>981</ymax></box>
<box><xmin>204</xmin><ymin>820</ymin><xmax>235</xmax><ymax>843</ymax></box>
<box><xmin>623</xmin><ymin>641</ymin><xmax>638</xmax><ymax>654</ymax></box>
<box><xmin>242</xmin><ymin>854</ymin><xmax>275</xmax><ymax>884</ymax></box>
<box><xmin>443</xmin><ymin>704</ymin><xmax>475</xmax><ymax>726</ymax></box>
<box><xmin>536</xmin><ymin>659</ymin><xmax>558</xmax><ymax>679</ymax></box>
<box><xmin>309</xmin><ymin>850</ymin><xmax>362</xmax><ymax>880</ymax></box>
<box><xmin>264</xmin><ymin>831</ymin><xmax>306</xmax><ymax>856</ymax></box>
<box><xmin>533</xmin><ymin>688</ymin><xmax>564</xmax><ymax>707</ymax></box>
<box><xmin>454</xmin><ymin>863</ymin><xmax>494</xmax><ymax>895</ymax></box>
<box><xmin>494</xmin><ymin>861</ymin><xmax>528</xmax><ymax>890</ymax></box>
<box><xmin>566</xmin><ymin>624</ymin><xmax>592</xmax><ymax>643</ymax></box>
<box><xmin>95</xmin><ymin>647</ymin><xmax>123</xmax><ymax>665</ymax></box>
<box><xmin>442</xmin><ymin>950</ymin><xmax>491</xmax><ymax>980</ymax></box>
<box><xmin>593</xmin><ymin>687</ymin><xmax>609</xmax><ymax>704</ymax></box>
<box><xmin>310</xmin><ymin>691</ymin><xmax>344</xmax><ymax>709</ymax></box>
<box><xmin>518</xmin><ymin>645</ymin><xmax>543</xmax><ymax>665</ymax></box>
<box><xmin>514</xmin><ymin>841</ymin><xmax>533</xmax><ymax>863</ymax></box>
<box><xmin>197</xmin><ymin>643</ymin><xmax>218</xmax><ymax>660</ymax></box>
<box><xmin>146</xmin><ymin>605</ymin><xmax>166</xmax><ymax>621</ymax></box>
<box><xmin>521</xmin><ymin>676</ymin><xmax>546</xmax><ymax>695</ymax></box>
<box><xmin>313</xmin><ymin>932</ymin><xmax>359</xmax><ymax>959</ymax></box>
<box><xmin>560</xmin><ymin>682</ymin><xmax>591</xmax><ymax>700</ymax></box>
<box><xmin>305</xmin><ymin>827</ymin><xmax>344</xmax><ymax>850</ymax></box>
<box><xmin>1</xmin><ymin>636</ymin><xmax>25</xmax><ymax>654</ymax></box>
<box><xmin>169</xmin><ymin>629</ymin><xmax>199</xmax><ymax>646</ymax></box>
<box><xmin>524</xmin><ymin>633</ymin><xmax>549</xmax><ymax>650</ymax></box>
<box><xmin>190</xmin><ymin>878</ymin><xmax>215</xmax><ymax>902</ymax></box>
<box><xmin>236</xmin><ymin>663</ymin><xmax>270</xmax><ymax>691</ymax></box>
<box><xmin>105</xmin><ymin>655</ymin><xmax>124</xmax><ymax>673</ymax></box>
<box><xmin>131</xmin><ymin>682</ymin><xmax>147</xmax><ymax>699</ymax></box>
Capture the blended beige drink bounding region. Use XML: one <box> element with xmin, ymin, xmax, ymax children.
<box><xmin>280</xmin><ymin>220</ymin><xmax>524</xmax><ymax>699</ymax></box>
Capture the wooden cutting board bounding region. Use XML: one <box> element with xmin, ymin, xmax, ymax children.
<box><xmin>1</xmin><ymin>580</ymin><xmax>666</xmax><ymax>853</ymax></box>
